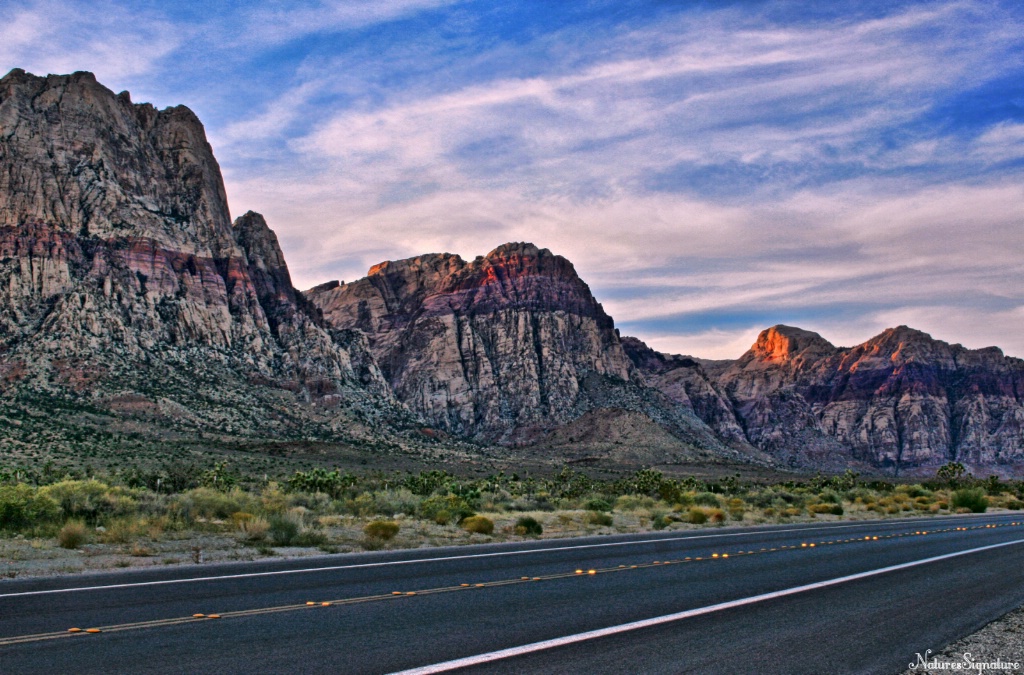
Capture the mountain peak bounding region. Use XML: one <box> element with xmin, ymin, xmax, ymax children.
<box><xmin>751</xmin><ymin>325</ymin><xmax>836</xmax><ymax>363</ymax></box>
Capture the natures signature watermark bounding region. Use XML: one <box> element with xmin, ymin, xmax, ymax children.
<box><xmin>910</xmin><ymin>650</ymin><xmax>1021</xmax><ymax>673</ymax></box>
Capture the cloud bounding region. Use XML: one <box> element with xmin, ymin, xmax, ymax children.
<box><xmin>0</xmin><ymin>0</ymin><xmax>181</xmax><ymax>89</ymax></box>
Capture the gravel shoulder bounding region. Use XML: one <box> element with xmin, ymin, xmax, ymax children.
<box><xmin>902</xmin><ymin>605</ymin><xmax>1024</xmax><ymax>674</ymax></box>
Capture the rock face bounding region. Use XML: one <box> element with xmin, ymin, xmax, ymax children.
<box><xmin>305</xmin><ymin>244</ymin><xmax>638</xmax><ymax>441</ymax></box>
<box><xmin>631</xmin><ymin>325</ymin><xmax>1024</xmax><ymax>475</ymax></box>
<box><xmin>0</xmin><ymin>68</ymin><xmax>394</xmax><ymax>445</ymax></box>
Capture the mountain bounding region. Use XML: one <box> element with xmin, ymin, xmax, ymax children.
<box><xmin>629</xmin><ymin>325</ymin><xmax>1024</xmax><ymax>475</ymax></box>
<box><xmin>303</xmin><ymin>244</ymin><xmax>748</xmax><ymax>463</ymax></box>
<box><xmin>0</xmin><ymin>68</ymin><xmax>413</xmax><ymax>466</ymax></box>
<box><xmin>2</xmin><ymin>68</ymin><xmax>1020</xmax><ymax>478</ymax></box>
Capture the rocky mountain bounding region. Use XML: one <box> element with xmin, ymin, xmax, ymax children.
<box><xmin>303</xmin><ymin>244</ymin><xmax>744</xmax><ymax>462</ymax></box>
<box><xmin>2</xmin><ymin>68</ymin><xmax>1021</xmax><ymax>478</ymax></box>
<box><xmin>0</xmin><ymin>68</ymin><xmax>411</xmax><ymax>464</ymax></box>
<box><xmin>629</xmin><ymin>325</ymin><xmax>1024</xmax><ymax>475</ymax></box>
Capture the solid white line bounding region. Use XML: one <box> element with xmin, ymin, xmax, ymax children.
<box><xmin>0</xmin><ymin>514</ymin><xmax>1004</xmax><ymax>599</ymax></box>
<box><xmin>391</xmin><ymin>537</ymin><xmax>1024</xmax><ymax>674</ymax></box>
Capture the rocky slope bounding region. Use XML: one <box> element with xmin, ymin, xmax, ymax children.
<box><xmin>630</xmin><ymin>325</ymin><xmax>1024</xmax><ymax>475</ymax></box>
<box><xmin>303</xmin><ymin>244</ymin><xmax>743</xmax><ymax>460</ymax></box>
<box><xmin>0</xmin><ymin>68</ymin><xmax>406</xmax><ymax>456</ymax></box>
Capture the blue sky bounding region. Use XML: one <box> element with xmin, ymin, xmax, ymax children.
<box><xmin>3</xmin><ymin>0</ymin><xmax>1024</xmax><ymax>358</ymax></box>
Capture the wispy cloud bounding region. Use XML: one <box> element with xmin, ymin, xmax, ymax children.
<box><xmin>2</xmin><ymin>0</ymin><xmax>1023</xmax><ymax>360</ymax></box>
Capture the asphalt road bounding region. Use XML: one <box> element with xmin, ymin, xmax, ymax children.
<box><xmin>2</xmin><ymin>513</ymin><xmax>1023</xmax><ymax>674</ymax></box>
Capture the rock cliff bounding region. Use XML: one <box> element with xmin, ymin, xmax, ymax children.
<box><xmin>304</xmin><ymin>244</ymin><xmax>739</xmax><ymax>456</ymax></box>
<box><xmin>0</xmin><ymin>68</ymin><xmax>397</xmax><ymax>449</ymax></box>
<box><xmin>631</xmin><ymin>325</ymin><xmax>1024</xmax><ymax>475</ymax></box>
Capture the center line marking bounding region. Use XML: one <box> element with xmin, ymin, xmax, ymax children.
<box><xmin>0</xmin><ymin>514</ymin><xmax>1011</xmax><ymax>599</ymax></box>
<box><xmin>389</xmin><ymin>538</ymin><xmax>1024</xmax><ymax>675</ymax></box>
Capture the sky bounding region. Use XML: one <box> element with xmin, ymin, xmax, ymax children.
<box><xmin>2</xmin><ymin>0</ymin><xmax>1024</xmax><ymax>359</ymax></box>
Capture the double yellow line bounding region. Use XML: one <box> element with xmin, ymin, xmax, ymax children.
<box><xmin>1</xmin><ymin>520</ymin><xmax>1019</xmax><ymax>648</ymax></box>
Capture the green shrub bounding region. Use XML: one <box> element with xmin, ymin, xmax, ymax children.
<box><xmin>584</xmin><ymin>498</ymin><xmax>612</xmax><ymax>512</ymax></box>
<box><xmin>0</xmin><ymin>484</ymin><xmax>60</xmax><ymax>530</ymax></box>
<box><xmin>585</xmin><ymin>511</ymin><xmax>614</xmax><ymax>527</ymax></box>
<box><xmin>460</xmin><ymin>516</ymin><xmax>494</xmax><ymax>535</ymax></box>
<box><xmin>419</xmin><ymin>495</ymin><xmax>475</xmax><ymax>525</ymax></box>
<box><xmin>268</xmin><ymin>515</ymin><xmax>300</xmax><ymax>545</ymax></box>
<box><xmin>686</xmin><ymin>508</ymin><xmax>708</xmax><ymax>524</ymax></box>
<box><xmin>39</xmin><ymin>480</ymin><xmax>112</xmax><ymax>519</ymax></box>
<box><xmin>364</xmin><ymin>520</ymin><xmax>401</xmax><ymax>540</ymax></box>
<box><xmin>514</xmin><ymin>516</ymin><xmax>543</xmax><ymax>536</ymax></box>
<box><xmin>651</xmin><ymin>513</ymin><xmax>669</xmax><ymax>530</ymax></box>
<box><xmin>57</xmin><ymin>520</ymin><xmax>89</xmax><ymax>549</ymax></box>
<box><xmin>1006</xmin><ymin>500</ymin><xmax>1024</xmax><ymax>510</ymax></box>
<box><xmin>708</xmin><ymin>508</ymin><xmax>727</xmax><ymax>524</ymax></box>
<box><xmin>952</xmin><ymin>488</ymin><xmax>988</xmax><ymax>513</ymax></box>
<box><xmin>694</xmin><ymin>492</ymin><xmax>720</xmax><ymax>507</ymax></box>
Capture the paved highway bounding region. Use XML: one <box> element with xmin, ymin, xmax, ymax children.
<box><xmin>1</xmin><ymin>513</ymin><xmax>1023</xmax><ymax>674</ymax></box>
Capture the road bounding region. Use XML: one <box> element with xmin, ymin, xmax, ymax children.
<box><xmin>1</xmin><ymin>513</ymin><xmax>1023</xmax><ymax>674</ymax></box>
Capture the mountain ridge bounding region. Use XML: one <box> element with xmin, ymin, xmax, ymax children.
<box><xmin>2</xmin><ymin>68</ymin><xmax>1021</xmax><ymax>478</ymax></box>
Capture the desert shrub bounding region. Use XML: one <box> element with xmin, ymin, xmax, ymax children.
<box><xmin>260</xmin><ymin>483</ymin><xmax>288</xmax><ymax>514</ymax></box>
<box><xmin>780</xmin><ymin>507</ymin><xmax>803</xmax><ymax>518</ymax></box>
<box><xmin>808</xmin><ymin>503</ymin><xmax>844</xmax><ymax>516</ymax></box>
<box><xmin>460</xmin><ymin>516</ymin><xmax>494</xmax><ymax>535</ymax></box>
<box><xmin>694</xmin><ymin>492</ymin><xmax>720</xmax><ymax>507</ymax></box>
<box><xmin>57</xmin><ymin>520</ymin><xmax>89</xmax><ymax>549</ymax></box>
<box><xmin>293</xmin><ymin>529</ymin><xmax>328</xmax><ymax>547</ymax></box>
<box><xmin>240</xmin><ymin>517</ymin><xmax>270</xmax><ymax>541</ymax></box>
<box><xmin>174</xmin><ymin>487</ymin><xmax>255</xmax><ymax>521</ymax></box>
<box><xmin>100</xmin><ymin>517</ymin><xmax>147</xmax><ymax>543</ymax></box>
<box><xmin>268</xmin><ymin>515</ymin><xmax>300</xmax><ymax>545</ymax></box>
<box><xmin>1006</xmin><ymin>500</ymin><xmax>1024</xmax><ymax>510</ymax></box>
<box><xmin>373</xmin><ymin>489</ymin><xmax>420</xmax><ymax>516</ymax></box>
<box><xmin>686</xmin><ymin>508</ymin><xmax>708</xmax><ymax>524</ymax></box>
<box><xmin>817</xmin><ymin>490</ymin><xmax>841</xmax><ymax>504</ymax></box>
<box><xmin>514</xmin><ymin>516</ymin><xmax>543</xmax><ymax>536</ymax></box>
<box><xmin>726</xmin><ymin>498</ymin><xmax>746</xmax><ymax>521</ymax></box>
<box><xmin>651</xmin><ymin>513</ymin><xmax>669</xmax><ymax>530</ymax></box>
<box><xmin>364</xmin><ymin>520</ymin><xmax>401</xmax><ymax>540</ymax></box>
<box><xmin>419</xmin><ymin>495</ymin><xmax>475</xmax><ymax>525</ymax></box>
<box><xmin>897</xmin><ymin>484</ymin><xmax>933</xmax><ymax>499</ymax></box>
<box><xmin>585</xmin><ymin>511</ymin><xmax>614</xmax><ymax>527</ymax></box>
<box><xmin>584</xmin><ymin>498</ymin><xmax>612</xmax><ymax>512</ymax></box>
<box><xmin>39</xmin><ymin>480</ymin><xmax>112</xmax><ymax>520</ymax></box>
<box><xmin>708</xmin><ymin>508</ymin><xmax>727</xmax><ymax>524</ymax></box>
<box><xmin>614</xmin><ymin>495</ymin><xmax>655</xmax><ymax>511</ymax></box>
<box><xmin>952</xmin><ymin>488</ymin><xmax>988</xmax><ymax>513</ymax></box>
<box><xmin>0</xmin><ymin>484</ymin><xmax>60</xmax><ymax>530</ymax></box>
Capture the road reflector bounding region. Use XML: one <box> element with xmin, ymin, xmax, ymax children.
<box><xmin>809</xmin><ymin>544</ymin><xmax>815</xmax><ymax>548</ymax></box>
<box><xmin>406</xmin><ymin>592</ymin><xmax>416</xmax><ymax>596</ymax></box>
<box><xmin>722</xmin><ymin>554</ymin><xmax>729</xmax><ymax>558</ymax></box>
<box><xmin>521</xmin><ymin>577</ymin><xmax>530</xmax><ymax>580</ymax></box>
<box><xmin>85</xmin><ymin>628</ymin><xmax>101</xmax><ymax>634</ymax></box>
<box><xmin>68</xmin><ymin>628</ymin><xmax>82</xmax><ymax>633</ymax></box>
<box><xmin>588</xmin><ymin>570</ymin><xmax>596</xmax><ymax>575</ymax></box>
<box><xmin>193</xmin><ymin>613</ymin><xmax>206</xmax><ymax>618</ymax></box>
<box><xmin>532</xmin><ymin>577</ymin><xmax>541</xmax><ymax>581</ymax></box>
<box><xmin>321</xmin><ymin>602</ymin><xmax>331</xmax><ymax>607</ymax></box>
<box><xmin>459</xmin><ymin>584</ymin><xmax>469</xmax><ymax>587</ymax></box>
<box><xmin>393</xmin><ymin>591</ymin><xmax>404</xmax><ymax>594</ymax></box>
<box><xmin>575</xmin><ymin>569</ymin><xmax>583</xmax><ymax>574</ymax></box>
<box><xmin>306</xmin><ymin>602</ymin><xmax>316</xmax><ymax>606</ymax></box>
<box><xmin>873</xmin><ymin>536</ymin><xmax>879</xmax><ymax>540</ymax></box>
<box><xmin>474</xmin><ymin>584</ymin><xmax>485</xmax><ymax>587</ymax></box>
<box><xmin>208</xmin><ymin>614</ymin><xmax>221</xmax><ymax>619</ymax></box>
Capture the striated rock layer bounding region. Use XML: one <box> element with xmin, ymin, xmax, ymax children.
<box><xmin>629</xmin><ymin>325</ymin><xmax>1024</xmax><ymax>475</ymax></box>
<box><xmin>0</xmin><ymin>68</ymin><xmax>399</xmax><ymax>446</ymax></box>
<box><xmin>304</xmin><ymin>244</ymin><xmax>743</xmax><ymax>458</ymax></box>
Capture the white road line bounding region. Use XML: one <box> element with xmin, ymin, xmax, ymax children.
<box><xmin>0</xmin><ymin>514</ymin><xmax>1005</xmax><ymax>599</ymax></box>
<box><xmin>391</xmin><ymin>537</ymin><xmax>1024</xmax><ymax>675</ymax></box>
